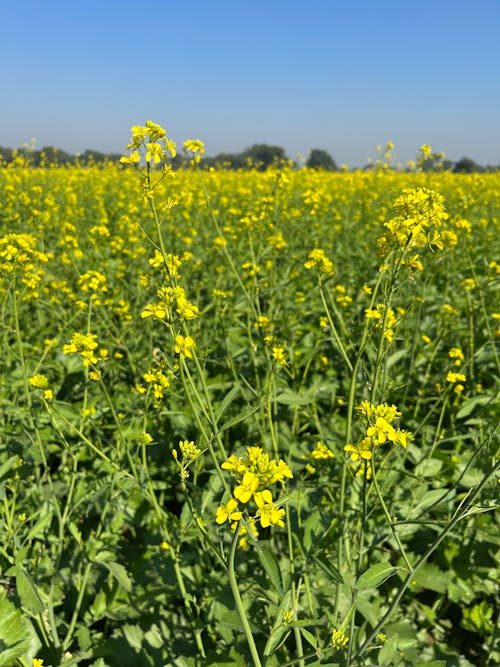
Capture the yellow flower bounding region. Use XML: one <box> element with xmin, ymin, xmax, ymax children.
<box><xmin>178</xmin><ymin>440</ymin><xmax>202</xmax><ymax>462</ymax></box>
<box><xmin>446</xmin><ymin>371</ymin><xmax>466</xmax><ymax>384</ymax></box>
<box><xmin>309</xmin><ymin>441</ymin><xmax>335</xmax><ymax>460</ymax></box>
<box><xmin>174</xmin><ymin>334</ymin><xmax>196</xmax><ymax>359</ymax></box>
<box><xmin>29</xmin><ymin>374</ymin><xmax>49</xmax><ymax>388</ymax></box>
<box><xmin>254</xmin><ymin>490</ymin><xmax>285</xmax><ymax>528</ymax></box>
<box><xmin>345</xmin><ymin>437</ymin><xmax>373</xmax><ymax>461</ymax></box>
<box><xmin>271</xmin><ymin>346</ymin><xmax>287</xmax><ymax>366</ymax></box>
<box><xmin>216</xmin><ymin>498</ymin><xmax>242</xmax><ymax>524</ymax></box>
<box><xmin>330</xmin><ymin>628</ymin><xmax>349</xmax><ymax>650</ymax></box>
<box><xmin>141</xmin><ymin>303</ymin><xmax>168</xmax><ymax>319</ymax></box>
<box><xmin>234</xmin><ymin>471</ymin><xmax>260</xmax><ymax>504</ymax></box>
<box><xmin>304</xmin><ymin>248</ymin><xmax>334</xmax><ymax>275</ymax></box>
<box><xmin>448</xmin><ymin>347</ymin><xmax>464</xmax><ymax>365</ymax></box>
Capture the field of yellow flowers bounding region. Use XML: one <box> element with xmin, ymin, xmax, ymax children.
<box><xmin>1</xmin><ymin>124</ymin><xmax>499</xmax><ymax>667</ymax></box>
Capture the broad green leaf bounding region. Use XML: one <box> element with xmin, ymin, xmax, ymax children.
<box><xmin>14</xmin><ymin>565</ymin><xmax>44</xmax><ymax>614</ymax></box>
<box><xmin>415</xmin><ymin>661</ymin><xmax>446</xmax><ymax>667</ymax></box>
<box><xmin>144</xmin><ymin>623</ymin><xmax>164</xmax><ymax>649</ymax></box>
<box><xmin>356</xmin><ymin>562</ymin><xmax>397</xmax><ymax>590</ymax></box>
<box><xmin>414</xmin><ymin>458</ymin><xmax>443</xmax><ymax>477</ymax></box>
<box><xmin>456</xmin><ymin>394</ymin><xmax>495</xmax><ymax>419</ymax></box>
<box><xmin>218</xmin><ymin>405</ymin><xmax>259</xmax><ymax>433</ymax></box>
<box><xmin>312</xmin><ymin>555</ymin><xmax>343</xmax><ymax>584</ymax></box>
<box><xmin>264</xmin><ymin>625</ymin><xmax>291</xmax><ymax>656</ymax></box>
<box><xmin>255</xmin><ymin>543</ymin><xmax>282</xmax><ymax>595</ymax></box>
<box><xmin>0</xmin><ymin>590</ymin><xmax>41</xmax><ymax>666</ymax></box>
<box><xmin>410</xmin><ymin>488</ymin><xmax>449</xmax><ymax>516</ymax></box>
<box><xmin>411</xmin><ymin>562</ymin><xmax>448</xmax><ymax>593</ymax></box>
<box><xmin>378</xmin><ymin>632</ymin><xmax>399</xmax><ymax>664</ymax></box>
<box><xmin>122</xmin><ymin>623</ymin><xmax>144</xmax><ymax>652</ymax></box>
<box><xmin>215</xmin><ymin>383</ymin><xmax>240</xmax><ymax>419</ymax></box>
<box><xmin>0</xmin><ymin>455</ymin><xmax>19</xmax><ymax>481</ymax></box>
<box><xmin>25</xmin><ymin>509</ymin><xmax>53</xmax><ymax>541</ymax></box>
<box><xmin>95</xmin><ymin>554</ymin><xmax>133</xmax><ymax>592</ymax></box>
<box><xmin>386</xmin><ymin>348</ymin><xmax>408</xmax><ymax>370</ymax></box>
<box><xmin>461</xmin><ymin>601</ymin><xmax>494</xmax><ymax>634</ymax></box>
<box><xmin>276</xmin><ymin>387</ymin><xmax>316</xmax><ymax>406</ymax></box>
<box><xmin>299</xmin><ymin>627</ymin><xmax>318</xmax><ymax>650</ymax></box>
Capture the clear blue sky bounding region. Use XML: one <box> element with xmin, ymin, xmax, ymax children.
<box><xmin>2</xmin><ymin>0</ymin><xmax>499</xmax><ymax>166</ymax></box>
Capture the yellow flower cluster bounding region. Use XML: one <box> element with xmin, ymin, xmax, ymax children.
<box><xmin>216</xmin><ymin>447</ymin><xmax>293</xmax><ymax>533</ymax></box>
<box><xmin>174</xmin><ymin>334</ymin><xmax>196</xmax><ymax>360</ymax></box>
<box><xmin>140</xmin><ymin>364</ymin><xmax>172</xmax><ymax>400</ymax></box>
<box><xmin>446</xmin><ymin>370</ymin><xmax>467</xmax><ymax>394</ymax></box>
<box><xmin>271</xmin><ymin>345</ymin><xmax>287</xmax><ymax>366</ymax></box>
<box><xmin>63</xmin><ymin>332</ymin><xmax>108</xmax><ymax>380</ymax></box>
<box><xmin>173</xmin><ymin>439</ymin><xmax>202</xmax><ymax>480</ymax></box>
<box><xmin>141</xmin><ymin>284</ymin><xmax>200</xmax><ymax>322</ymax></box>
<box><xmin>183</xmin><ymin>139</ymin><xmax>206</xmax><ymax>165</ymax></box>
<box><xmin>29</xmin><ymin>374</ymin><xmax>53</xmax><ymax>400</ymax></box>
<box><xmin>120</xmin><ymin>120</ymin><xmax>176</xmax><ymax>167</ymax></box>
<box><xmin>0</xmin><ymin>232</ymin><xmax>53</xmax><ymax>299</ymax></box>
<box><xmin>330</xmin><ymin>627</ymin><xmax>349</xmax><ymax>650</ymax></box>
<box><xmin>304</xmin><ymin>248</ymin><xmax>335</xmax><ymax>276</ymax></box>
<box><xmin>365</xmin><ymin>303</ymin><xmax>398</xmax><ymax>342</ymax></box>
<box><xmin>379</xmin><ymin>187</ymin><xmax>449</xmax><ymax>265</ymax></box>
<box><xmin>345</xmin><ymin>401</ymin><xmax>411</xmax><ymax>463</ymax></box>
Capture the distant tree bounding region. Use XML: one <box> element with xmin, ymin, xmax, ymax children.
<box><xmin>0</xmin><ymin>147</ymin><xmax>14</xmax><ymax>163</ymax></box>
<box><xmin>306</xmin><ymin>148</ymin><xmax>338</xmax><ymax>171</ymax></box>
<box><xmin>453</xmin><ymin>157</ymin><xmax>484</xmax><ymax>173</ymax></box>
<box><xmin>41</xmin><ymin>147</ymin><xmax>73</xmax><ymax>164</ymax></box>
<box><xmin>242</xmin><ymin>144</ymin><xmax>287</xmax><ymax>170</ymax></box>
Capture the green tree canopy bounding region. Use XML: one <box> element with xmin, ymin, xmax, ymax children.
<box><xmin>306</xmin><ymin>148</ymin><xmax>338</xmax><ymax>171</ymax></box>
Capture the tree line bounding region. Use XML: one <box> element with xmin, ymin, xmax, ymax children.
<box><xmin>0</xmin><ymin>143</ymin><xmax>497</xmax><ymax>173</ymax></box>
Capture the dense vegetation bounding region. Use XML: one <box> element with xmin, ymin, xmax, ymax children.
<box><xmin>0</xmin><ymin>124</ymin><xmax>498</xmax><ymax>667</ymax></box>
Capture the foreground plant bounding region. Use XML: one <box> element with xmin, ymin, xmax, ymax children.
<box><xmin>0</xmin><ymin>125</ymin><xmax>498</xmax><ymax>666</ymax></box>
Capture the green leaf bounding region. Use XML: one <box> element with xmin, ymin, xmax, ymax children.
<box><xmin>255</xmin><ymin>543</ymin><xmax>282</xmax><ymax>595</ymax></box>
<box><xmin>122</xmin><ymin>623</ymin><xmax>144</xmax><ymax>652</ymax></box>
<box><xmin>14</xmin><ymin>565</ymin><xmax>44</xmax><ymax>614</ymax></box>
<box><xmin>25</xmin><ymin>509</ymin><xmax>53</xmax><ymax>541</ymax></box>
<box><xmin>461</xmin><ymin>601</ymin><xmax>494</xmax><ymax>634</ymax></box>
<box><xmin>411</xmin><ymin>562</ymin><xmax>448</xmax><ymax>593</ymax></box>
<box><xmin>456</xmin><ymin>394</ymin><xmax>496</xmax><ymax>419</ymax></box>
<box><xmin>0</xmin><ymin>455</ymin><xmax>20</xmax><ymax>482</ymax></box>
<box><xmin>410</xmin><ymin>488</ymin><xmax>448</xmax><ymax>516</ymax></box>
<box><xmin>299</xmin><ymin>627</ymin><xmax>318</xmax><ymax>650</ymax></box>
<box><xmin>386</xmin><ymin>348</ymin><xmax>409</xmax><ymax>370</ymax></box>
<box><xmin>95</xmin><ymin>553</ymin><xmax>133</xmax><ymax>592</ymax></box>
<box><xmin>264</xmin><ymin>625</ymin><xmax>291</xmax><ymax>656</ymax></box>
<box><xmin>414</xmin><ymin>661</ymin><xmax>446</xmax><ymax>667</ymax></box>
<box><xmin>378</xmin><ymin>632</ymin><xmax>399</xmax><ymax>664</ymax></box>
<box><xmin>215</xmin><ymin>384</ymin><xmax>240</xmax><ymax>419</ymax></box>
<box><xmin>414</xmin><ymin>458</ymin><xmax>443</xmax><ymax>477</ymax></box>
<box><xmin>68</xmin><ymin>521</ymin><xmax>83</xmax><ymax>545</ymax></box>
<box><xmin>218</xmin><ymin>406</ymin><xmax>259</xmax><ymax>433</ymax></box>
<box><xmin>312</xmin><ymin>555</ymin><xmax>343</xmax><ymax>584</ymax></box>
<box><xmin>276</xmin><ymin>387</ymin><xmax>316</xmax><ymax>406</ymax></box>
<box><xmin>144</xmin><ymin>623</ymin><xmax>164</xmax><ymax>649</ymax></box>
<box><xmin>0</xmin><ymin>590</ymin><xmax>41</xmax><ymax>666</ymax></box>
<box><xmin>356</xmin><ymin>562</ymin><xmax>397</xmax><ymax>590</ymax></box>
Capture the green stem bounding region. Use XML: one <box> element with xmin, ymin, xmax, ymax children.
<box><xmin>371</xmin><ymin>456</ymin><xmax>413</xmax><ymax>571</ymax></box>
<box><xmin>351</xmin><ymin>458</ymin><xmax>500</xmax><ymax>661</ymax></box>
<box><xmin>227</xmin><ymin>523</ymin><xmax>263</xmax><ymax>667</ymax></box>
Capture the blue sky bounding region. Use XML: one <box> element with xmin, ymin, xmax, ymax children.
<box><xmin>2</xmin><ymin>0</ymin><xmax>499</xmax><ymax>166</ymax></box>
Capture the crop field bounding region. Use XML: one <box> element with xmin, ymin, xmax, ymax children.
<box><xmin>0</xmin><ymin>124</ymin><xmax>499</xmax><ymax>667</ymax></box>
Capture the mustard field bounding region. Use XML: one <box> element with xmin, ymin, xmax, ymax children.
<box><xmin>1</xmin><ymin>124</ymin><xmax>499</xmax><ymax>667</ymax></box>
